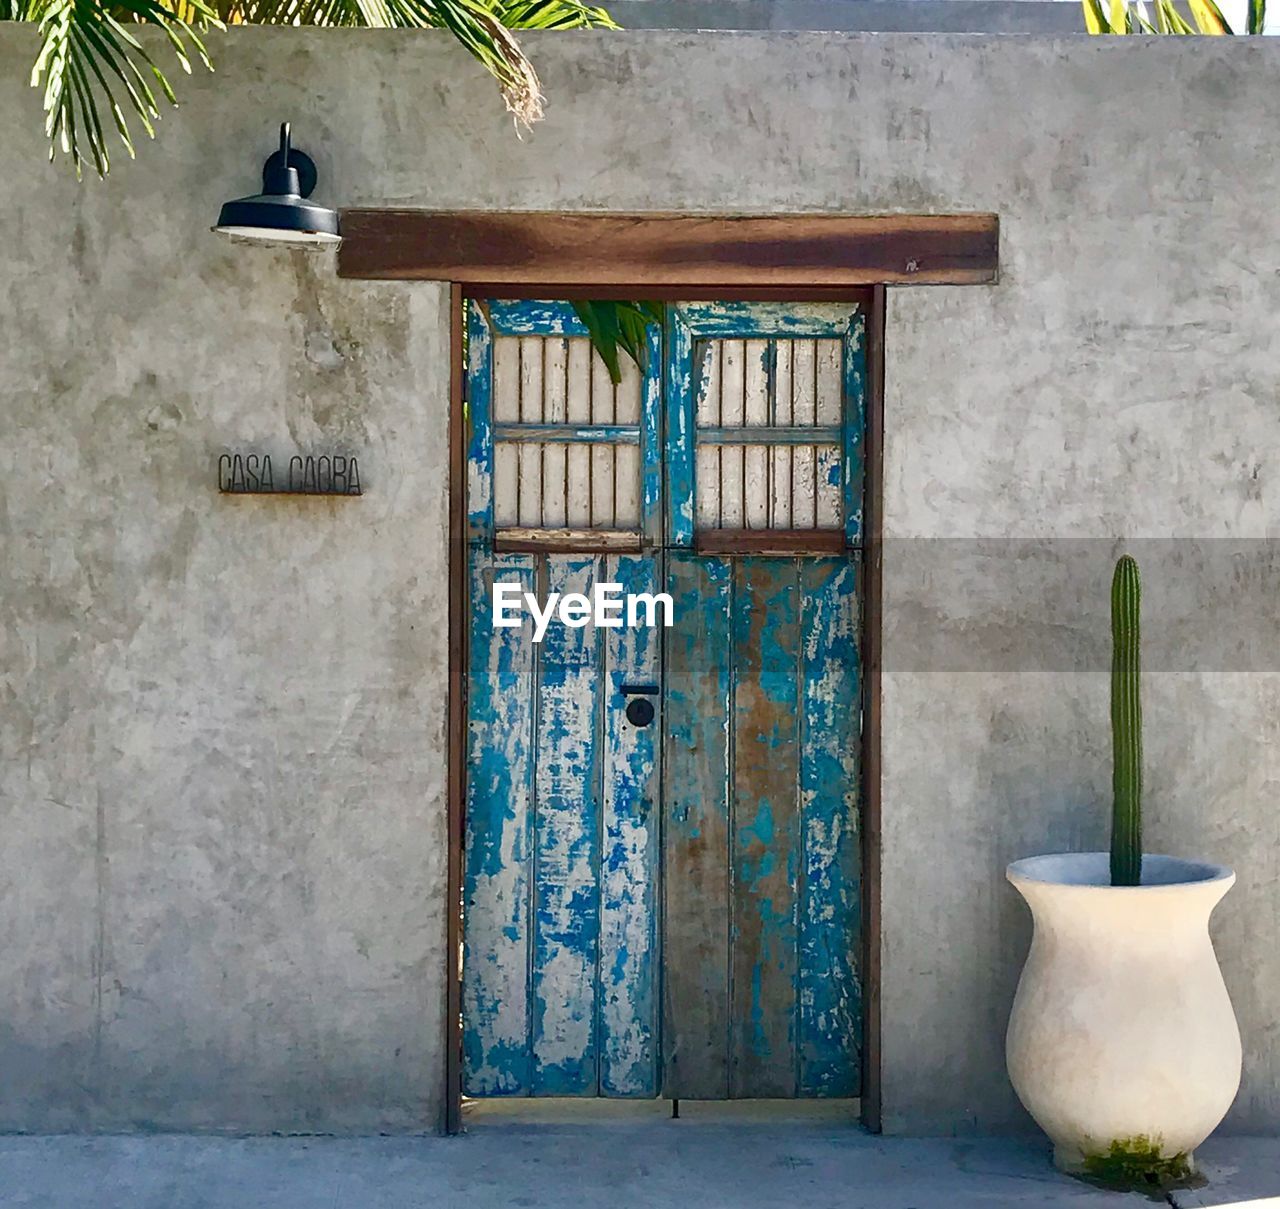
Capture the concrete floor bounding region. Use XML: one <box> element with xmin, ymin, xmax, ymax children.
<box><xmin>1</xmin><ymin>1115</ymin><xmax>1278</xmax><ymax>1209</ymax></box>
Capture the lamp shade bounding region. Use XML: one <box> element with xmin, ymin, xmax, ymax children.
<box><xmin>214</xmin><ymin>123</ymin><xmax>340</xmax><ymax>247</ymax></box>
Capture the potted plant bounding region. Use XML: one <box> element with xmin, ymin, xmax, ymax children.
<box><xmin>1005</xmin><ymin>555</ymin><xmax>1242</xmax><ymax>1189</ymax></box>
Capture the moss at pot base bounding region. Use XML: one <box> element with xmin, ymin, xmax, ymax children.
<box><xmin>1055</xmin><ymin>1137</ymin><xmax>1203</xmax><ymax>1196</ymax></box>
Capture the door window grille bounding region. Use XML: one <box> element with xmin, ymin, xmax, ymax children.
<box><xmin>693</xmin><ymin>337</ymin><xmax>844</xmax><ymax>531</ymax></box>
<box><xmin>491</xmin><ymin>335</ymin><xmax>643</xmax><ymax>532</ymax></box>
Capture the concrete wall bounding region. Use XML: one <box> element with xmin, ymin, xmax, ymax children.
<box><xmin>606</xmin><ymin>0</ymin><xmax>1084</xmax><ymax>33</ymax></box>
<box><xmin>2</xmin><ymin>27</ymin><xmax>1279</xmax><ymax>1134</ymax></box>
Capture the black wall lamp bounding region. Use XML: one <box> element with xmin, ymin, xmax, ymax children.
<box><xmin>214</xmin><ymin>123</ymin><xmax>340</xmax><ymax>248</ymax></box>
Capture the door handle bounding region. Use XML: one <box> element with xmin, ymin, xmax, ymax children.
<box><xmin>625</xmin><ymin>698</ymin><xmax>656</xmax><ymax>728</ymax></box>
<box><xmin>619</xmin><ymin>684</ymin><xmax>657</xmax><ymax>727</ymax></box>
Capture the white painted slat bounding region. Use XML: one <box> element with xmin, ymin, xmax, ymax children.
<box><xmin>567</xmin><ymin>341</ymin><xmax>593</xmax><ymax>423</ymax></box>
<box><xmin>605</xmin><ymin>347</ymin><xmax>642</xmax><ymax>528</ymax></box>
<box><xmin>744</xmin><ymin>340</ymin><xmax>770</xmax><ymax>427</ymax></box>
<box><xmin>816</xmin><ymin>444</ymin><xmax>842</xmax><ymax>529</ymax></box>
<box><xmin>492</xmin><ymin>337</ymin><xmax>521</xmax><ymax>527</ymax></box>
<box><xmin>720</xmin><ymin>340</ymin><xmax>745</xmax><ymax>527</ymax></box>
<box><xmin>542</xmin><ymin>338</ymin><xmax>569</xmax><ymax>527</ymax></box>
<box><xmin>493</xmin><ymin>337</ymin><xmax>521</xmax><ymax>423</ymax></box>
<box><xmin>518</xmin><ymin>338</ymin><xmax>544</xmax><ymax>526</ymax></box>
<box><xmin>592</xmin><ymin>444</ymin><xmax>615</xmax><ymax>527</ymax></box>
<box><xmin>791</xmin><ymin>340</ymin><xmax>817</xmax><ymax>528</ymax></box>
<box><xmin>744</xmin><ymin>339</ymin><xmax>770</xmax><ymax>529</ymax></box>
<box><xmin>615</xmin><ymin>443</ymin><xmax>641</xmax><ymax>528</ymax></box>
<box><xmin>695</xmin><ymin>341</ymin><xmax>719</xmax><ymax>427</ymax></box>
<box><xmin>815</xmin><ymin>340</ymin><xmax>843</xmax><ymax>528</ymax></box>
<box><xmin>566</xmin><ymin>340</ymin><xmax>593</xmax><ymax>528</ymax></box>
<box><xmin>615</xmin><ymin>357</ymin><xmax>642</xmax><ymax>424</ymax></box>
<box><xmin>696</xmin><ymin>445</ymin><xmax>720</xmax><ymax>529</ymax></box>
<box><xmin>771</xmin><ymin>341</ymin><xmax>793</xmax><ymax>529</ymax></box>
<box><xmin>494</xmin><ymin>445</ymin><xmax>519</xmax><ymax>527</ymax></box>
<box><xmin>695</xmin><ymin>341</ymin><xmax>721</xmax><ymax>530</ymax></box>
<box><xmin>719</xmin><ymin>340</ymin><xmax>746</xmax><ymax>426</ymax></box>
<box><xmin>816</xmin><ymin>338</ymin><xmax>843</xmax><ymax>426</ymax></box>
<box><xmin>591</xmin><ymin>353</ymin><xmax>616</xmax><ymax>424</ymax></box>
<box><xmin>591</xmin><ymin>352</ymin><xmax>615</xmax><ymax>525</ymax></box>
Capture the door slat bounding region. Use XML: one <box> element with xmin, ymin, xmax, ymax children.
<box><xmin>462</xmin><ymin>553</ymin><xmax>537</xmax><ymax>1095</ymax></box>
<box><xmin>799</xmin><ymin>556</ymin><xmax>863</xmax><ymax>1096</ymax></box>
<box><xmin>730</xmin><ymin>558</ymin><xmax>802</xmax><ymax>1097</ymax></box>
<box><xmin>663</xmin><ymin>552</ymin><xmax>732</xmax><ymax>1099</ymax></box>
<box><xmin>600</xmin><ymin>554</ymin><xmax>662</xmax><ymax>1096</ymax></box>
<box><xmin>532</xmin><ymin>557</ymin><xmax>602</xmax><ymax>1094</ymax></box>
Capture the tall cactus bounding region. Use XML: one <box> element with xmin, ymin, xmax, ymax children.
<box><xmin>1110</xmin><ymin>555</ymin><xmax>1143</xmax><ymax>887</ymax></box>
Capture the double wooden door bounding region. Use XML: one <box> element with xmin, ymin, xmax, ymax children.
<box><xmin>463</xmin><ymin>300</ymin><xmax>864</xmax><ymax>1100</ymax></box>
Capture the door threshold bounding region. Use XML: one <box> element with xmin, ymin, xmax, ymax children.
<box><xmin>463</xmin><ymin>1098</ymin><xmax>861</xmax><ymax>1127</ymax></box>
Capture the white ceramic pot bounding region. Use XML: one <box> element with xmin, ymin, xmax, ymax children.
<box><xmin>1006</xmin><ymin>853</ymin><xmax>1241</xmax><ymax>1176</ymax></box>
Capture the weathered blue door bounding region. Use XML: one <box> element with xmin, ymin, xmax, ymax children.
<box><xmin>662</xmin><ymin>304</ymin><xmax>864</xmax><ymax>1099</ymax></box>
<box><xmin>463</xmin><ymin>300</ymin><xmax>864</xmax><ymax>1099</ymax></box>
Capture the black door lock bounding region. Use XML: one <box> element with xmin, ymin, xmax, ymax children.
<box><xmin>625</xmin><ymin>698</ymin><xmax>656</xmax><ymax>728</ymax></box>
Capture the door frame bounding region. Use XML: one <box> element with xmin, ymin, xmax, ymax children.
<box><xmin>341</xmin><ymin>210</ymin><xmax>997</xmax><ymax>1134</ymax></box>
<box><xmin>446</xmin><ymin>284</ymin><xmax>883</xmax><ymax>1135</ymax></box>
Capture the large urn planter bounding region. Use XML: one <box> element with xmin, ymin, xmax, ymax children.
<box><xmin>1006</xmin><ymin>556</ymin><xmax>1243</xmax><ymax>1190</ymax></box>
<box><xmin>1006</xmin><ymin>852</ymin><xmax>1241</xmax><ymax>1181</ymax></box>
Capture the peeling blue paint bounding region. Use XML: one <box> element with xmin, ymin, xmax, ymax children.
<box><xmin>799</xmin><ymin>558</ymin><xmax>862</xmax><ymax>1095</ymax></box>
<box><xmin>842</xmin><ymin>317</ymin><xmax>866</xmax><ymax>545</ymax></box>
<box><xmin>487</xmin><ymin>299</ymin><xmax>591</xmax><ymax>337</ymax></box>
<box><xmin>462</xmin><ymin>553</ymin><xmax>535</xmax><ymax>1095</ymax></box>
<box><xmin>467</xmin><ymin>301</ymin><xmax>862</xmax><ymax>1102</ymax></box>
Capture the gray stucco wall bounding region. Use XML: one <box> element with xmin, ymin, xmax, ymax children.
<box><xmin>604</xmin><ymin>0</ymin><xmax>1084</xmax><ymax>33</ymax></box>
<box><xmin>2</xmin><ymin>27</ymin><xmax>1279</xmax><ymax>1135</ymax></box>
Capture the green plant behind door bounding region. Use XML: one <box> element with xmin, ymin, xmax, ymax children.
<box><xmin>571</xmin><ymin>301</ymin><xmax>665</xmax><ymax>384</ymax></box>
<box><xmin>1110</xmin><ymin>554</ymin><xmax>1142</xmax><ymax>886</ymax></box>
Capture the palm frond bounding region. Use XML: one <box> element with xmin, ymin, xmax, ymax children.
<box><xmin>489</xmin><ymin>0</ymin><xmax>616</xmax><ymax>30</ymax></box>
<box><xmin>1188</xmin><ymin>0</ymin><xmax>1233</xmax><ymax>32</ymax></box>
<box><xmin>18</xmin><ymin>0</ymin><xmax>622</xmax><ymax>177</ymax></box>
<box><xmin>1082</xmin><ymin>0</ymin><xmax>1111</xmax><ymax>32</ymax></box>
<box><xmin>1084</xmin><ymin>0</ymin><xmax>1264</xmax><ymax>32</ymax></box>
<box><xmin>227</xmin><ymin>0</ymin><xmax>617</xmax><ymax>126</ymax></box>
<box><xmin>1156</xmin><ymin>0</ymin><xmax>1199</xmax><ymax>31</ymax></box>
<box><xmin>28</xmin><ymin>0</ymin><xmax>219</xmax><ymax>177</ymax></box>
<box><xmin>572</xmin><ymin>301</ymin><xmax>663</xmax><ymax>385</ymax></box>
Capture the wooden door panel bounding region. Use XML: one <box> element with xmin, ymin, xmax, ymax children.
<box><xmin>662</xmin><ymin>552</ymin><xmax>733</xmax><ymax>1099</ymax></box>
<box><xmin>600</xmin><ymin>554</ymin><xmax>662</xmax><ymax>1096</ymax></box>
<box><xmin>730</xmin><ymin>558</ymin><xmax>802</xmax><ymax>1098</ymax></box>
<box><xmin>531</xmin><ymin>556</ymin><xmax>602</xmax><ymax>1095</ymax></box>
<box><xmin>798</xmin><ymin>556</ymin><xmax>862</xmax><ymax>1097</ymax></box>
<box><xmin>466</xmin><ymin>300</ymin><xmax>862</xmax><ymax>1102</ymax></box>
<box><xmin>662</xmin><ymin>553</ymin><xmax>861</xmax><ymax>1099</ymax></box>
<box><xmin>463</xmin><ymin>552</ymin><xmax>537</xmax><ymax>1096</ymax></box>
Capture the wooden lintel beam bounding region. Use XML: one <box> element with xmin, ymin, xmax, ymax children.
<box><xmin>337</xmin><ymin>211</ymin><xmax>998</xmax><ymax>287</ymax></box>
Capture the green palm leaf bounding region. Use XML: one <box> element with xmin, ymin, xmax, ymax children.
<box><xmin>1188</xmin><ymin>0</ymin><xmax>1232</xmax><ymax>33</ymax></box>
<box><xmin>28</xmin><ymin>0</ymin><xmax>217</xmax><ymax>177</ymax></box>
<box><xmin>1085</xmin><ymin>0</ymin><xmax>1264</xmax><ymax>33</ymax></box>
<box><xmin>572</xmin><ymin>301</ymin><xmax>663</xmax><ymax>385</ymax></box>
<box><xmin>8</xmin><ymin>0</ymin><xmax>617</xmax><ymax>177</ymax></box>
<box><xmin>487</xmin><ymin>0</ymin><xmax>615</xmax><ymax>29</ymax></box>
